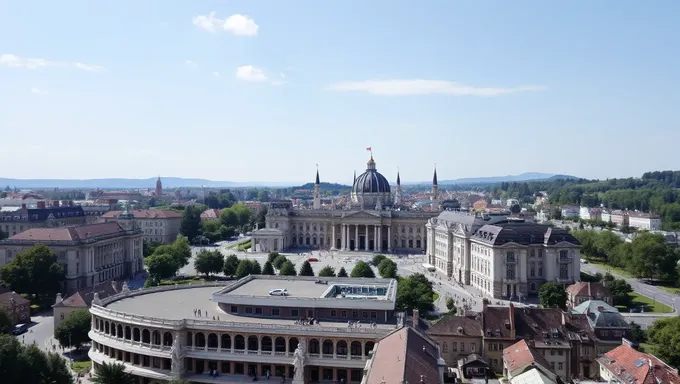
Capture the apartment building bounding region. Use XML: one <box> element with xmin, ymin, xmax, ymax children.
<box><xmin>566</xmin><ymin>282</ymin><xmax>613</xmax><ymax>307</ymax></box>
<box><xmin>0</xmin><ymin>201</ymin><xmax>87</xmax><ymax>237</ymax></box>
<box><xmin>101</xmin><ymin>209</ymin><xmax>181</xmax><ymax>244</ymax></box>
<box><xmin>628</xmin><ymin>211</ymin><xmax>662</xmax><ymax>230</ymax></box>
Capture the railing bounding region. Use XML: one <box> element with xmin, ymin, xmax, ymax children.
<box><xmin>90</xmin><ymin>331</ymin><xmax>172</xmax><ymax>352</ymax></box>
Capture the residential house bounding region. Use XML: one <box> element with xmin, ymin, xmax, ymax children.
<box><xmin>572</xmin><ymin>300</ymin><xmax>631</xmax><ymax>356</ymax></box>
<box><xmin>561</xmin><ymin>206</ymin><xmax>580</xmax><ymax>219</ymax></box>
<box><xmin>457</xmin><ymin>354</ymin><xmax>492</xmax><ymax>381</ymax></box>
<box><xmin>101</xmin><ymin>209</ymin><xmax>181</xmax><ymax>244</ymax></box>
<box><xmin>0</xmin><ymin>288</ymin><xmax>30</xmax><ymax>324</ymax></box>
<box><xmin>579</xmin><ymin>207</ymin><xmax>602</xmax><ymax>222</ymax></box>
<box><xmin>0</xmin><ymin>201</ymin><xmax>87</xmax><ymax>237</ymax></box>
<box><xmin>52</xmin><ymin>280</ymin><xmax>122</xmax><ymax>329</ymax></box>
<box><xmin>628</xmin><ymin>212</ymin><xmax>662</xmax><ymax>231</ymax></box>
<box><xmin>610</xmin><ymin>210</ymin><xmax>629</xmax><ymax>227</ymax></box>
<box><xmin>566</xmin><ymin>282</ymin><xmax>613</xmax><ymax>307</ymax></box>
<box><xmin>200</xmin><ymin>209</ymin><xmax>222</xmax><ymax>222</ymax></box>
<box><xmin>426</xmin><ymin>314</ymin><xmax>483</xmax><ymax>366</ymax></box>
<box><xmin>598</xmin><ymin>340</ymin><xmax>680</xmax><ymax>383</ymax></box>
<box><xmin>503</xmin><ymin>339</ymin><xmax>561</xmax><ymax>384</ymax></box>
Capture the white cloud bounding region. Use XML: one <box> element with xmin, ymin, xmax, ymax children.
<box><xmin>30</xmin><ymin>87</ymin><xmax>48</xmax><ymax>95</ymax></box>
<box><xmin>193</xmin><ymin>12</ymin><xmax>258</xmax><ymax>36</ymax></box>
<box><xmin>212</xmin><ymin>71</ymin><xmax>220</xmax><ymax>77</ymax></box>
<box><xmin>224</xmin><ymin>14</ymin><xmax>258</xmax><ymax>36</ymax></box>
<box><xmin>0</xmin><ymin>54</ymin><xmax>104</xmax><ymax>72</ymax></box>
<box><xmin>235</xmin><ymin>65</ymin><xmax>267</xmax><ymax>82</ymax></box>
<box><xmin>184</xmin><ymin>59</ymin><xmax>198</xmax><ymax>69</ymax></box>
<box><xmin>326</xmin><ymin>79</ymin><xmax>547</xmax><ymax>96</ymax></box>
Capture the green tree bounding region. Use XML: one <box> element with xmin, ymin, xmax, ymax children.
<box><xmin>235</xmin><ymin>259</ymin><xmax>253</xmax><ymax>278</ymax></box>
<box><xmin>0</xmin><ymin>335</ymin><xmax>72</xmax><ymax>384</ymax></box>
<box><xmin>268</xmin><ymin>252</ymin><xmax>281</xmax><ymax>264</ymax></box>
<box><xmin>396</xmin><ymin>273</ymin><xmax>436</xmax><ymax>315</ymax></box>
<box><xmin>0</xmin><ymin>245</ymin><xmax>64</xmax><ymax>298</ymax></box>
<box><xmin>54</xmin><ymin>309</ymin><xmax>91</xmax><ymax>350</ymax></box>
<box><xmin>445</xmin><ymin>297</ymin><xmax>456</xmax><ymax>313</ymax></box>
<box><xmin>538</xmin><ymin>282</ymin><xmax>568</xmax><ymax>309</ymax></box>
<box><xmin>298</xmin><ymin>261</ymin><xmax>315</xmax><ymax>276</ymax></box>
<box><xmin>142</xmin><ymin>239</ymin><xmax>161</xmax><ymax>258</ymax></box>
<box><xmin>262</xmin><ymin>261</ymin><xmax>276</xmax><ymax>275</ymax></box>
<box><xmin>279</xmin><ymin>261</ymin><xmax>297</xmax><ymax>276</ymax></box>
<box><xmin>193</xmin><ymin>250</ymin><xmax>224</xmax><ymax>277</ymax></box>
<box><xmin>629</xmin><ymin>321</ymin><xmax>647</xmax><ymax>344</ymax></box>
<box><xmin>351</xmin><ymin>261</ymin><xmax>375</xmax><ymax>278</ymax></box>
<box><xmin>318</xmin><ymin>266</ymin><xmax>336</xmax><ymax>277</ymax></box>
<box><xmin>371</xmin><ymin>254</ymin><xmax>387</xmax><ymax>267</ymax></box>
<box><xmin>337</xmin><ymin>267</ymin><xmax>348</xmax><ymax>277</ymax></box>
<box><xmin>273</xmin><ymin>255</ymin><xmax>288</xmax><ymax>270</ymax></box>
<box><xmin>607</xmin><ymin>279</ymin><xmax>633</xmax><ymax>306</ymax></box>
<box><xmin>648</xmin><ymin>317</ymin><xmax>680</xmax><ymax>368</ymax></box>
<box><xmin>377</xmin><ymin>259</ymin><xmax>398</xmax><ymax>278</ymax></box>
<box><xmin>223</xmin><ymin>254</ymin><xmax>239</xmax><ymax>276</ymax></box>
<box><xmin>180</xmin><ymin>205</ymin><xmax>202</xmax><ymax>242</ymax></box>
<box><xmin>219</xmin><ymin>225</ymin><xmax>236</xmax><ymax>240</ymax></box>
<box><xmin>145</xmin><ymin>253</ymin><xmax>178</xmax><ymax>283</ymax></box>
<box><xmin>251</xmin><ymin>260</ymin><xmax>262</xmax><ymax>275</ymax></box>
<box><xmin>92</xmin><ymin>361</ymin><xmax>135</xmax><ymax>384</ymax></box>
<box><xmin>0</xmin><ymin>307</ymin><xmax>13</xmax><ymax>333</ymax></box>
<box><xmin>219</xmin><ymin>208</ymin><xmax>239</xmax><ymax>228</ymax></box>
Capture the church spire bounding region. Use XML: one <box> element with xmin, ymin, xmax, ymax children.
<box><xmin>315</xmin><ymin>164</ymin><xmax>320</xmax><ymax>185</ymax></box>
<box><xmin>313</xmin><ymin>164</ymin><xmax>321</xmax><ymax>209</ymax></box>
<box><xmin>397</xmin><ymin>170</ymin><xmax>401</xmax><ymax>186</ymax></box>
<box><xmin>353</xmin><ymin>170</ymin><xmax>356</xmax><ymax>184</ymax></box>
<box><xmin>432</xmin><ymin>165</ymin><xmax>438</xmax><ymax>186</ymax></box>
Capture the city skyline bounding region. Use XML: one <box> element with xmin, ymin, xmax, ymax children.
<box><xmin>1</xmin><ymin>1</ymin><xmax>679</xmax><ymax>182</ymax></box>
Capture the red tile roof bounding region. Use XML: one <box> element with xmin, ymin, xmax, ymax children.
<box><xmin>427</xmin><ymin>314</ymin><xmax>482</xmax><ymax>336</ymax></box>
<box><xmin>102</xmin><ymin>209</ymin><xmax>181</xmax><ymax>219</ymax></box>
<box><xmin>7</xmin><ymin>222</ymin><xmax>128</xmax><ymax>242</ymax></box>
<box><xmin>0</xmin><ymin>291</ymin><xmax>31</xmax><ymax>307</ymax></box>
<box><xmin>566</xmin><ymin>282</ymin><xmax>612</xmax><ymax>299</ymax></box>
<box><xmin>503</xmin><ymin>339</ymin><xmax>555</xmax><ymax>376</ymax></box>
<box><xmin>364</xmin><ymin>326</ymin><xmax>442</xmax><ymax>384</ymax></box>
<box><xmin>54</xmin><ymin>281</ymin><xmax>122</xmax><ymax>308</ymax></box>
<box><xmin>598</xmin><ymin>343</ymin><xmax>680</xmax><ymax>384</ymax></box>
<box><xmin>200</xmin><ymin>209</ymin><xmax>221</xmax><ymax>220</ymax></box>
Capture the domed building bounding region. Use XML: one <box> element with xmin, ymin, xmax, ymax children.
<box><xmin>251</xmin><ymin>153</ymin><xmax>441</xmax><ymax>253</ymax></box>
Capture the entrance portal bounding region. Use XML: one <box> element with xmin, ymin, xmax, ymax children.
<box><xmin>369</xmin><ymin>240</ymin><xmax>374</xmax><ymax>250</ymax></box>
<box><xmin>359</xmin><ymin>236</ymin><xmax>365</xmax><ymax>250</ymax></box>
<box><xmin>350</xmin><ymin>240</ymin><xmax>355</xmax><ymax>250</ymax></box>
<box><xmin>336</xmin><ymin>238</ymin><xmax>341</xmax><ymax>249</ymax></box>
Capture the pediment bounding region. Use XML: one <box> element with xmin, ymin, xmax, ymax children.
<box><xmin>343</xmin><ymin>210</ymin><xmax>380</xmax><ymax>219</ymax></box>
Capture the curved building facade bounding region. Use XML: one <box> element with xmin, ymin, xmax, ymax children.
<box><xmin>88</xmin><ymin>275</ymin><xmax>399</xmax><ymax>384</ymax></box>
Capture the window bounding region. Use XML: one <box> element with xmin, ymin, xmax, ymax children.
<box><xmin>538</xmin><ymin>262</ymin><xmax>543</xmax><ymax>276</ymax></box>
<box><xmin>341</xmin><ymin>310</ymin><xmax>347</xmax><ymax>317</ymax></box>
<box><xmin>530</xmin><ymin>249</ymin><xmax>535</xmax><ymax>257</ymax></box>
<box><xmin>331</xmin><ymin>310</ymin><xmax>337</xmax><ymax>317</ymax></box>
<box><xmin>255</xmin><ymin>307</ymin><xmax>262</xmax><ymax>315</ymax></box>
<box><xmin>291</xmin><ymin>309</ymin><xmax>299</xmax><ymax>317</ymax></box>
<box><xmin>471</xmin><ymin>343</ymin><xmax>476</xmax><ymax>352</ymax></box>
<box><xmin>488</xmin><ymin>343</ymin><xmax>492</xmax><ymax>351</ymax></box>
<box><xmin>506</xmin><ymin>265</ymin><xmax>516</xmax><ymax>280</ymax></box>
<box><xmin>559</xmin><ymin>250</ymin><xmax>569</xmax><ymax>261</ymax></box>
<box><xmin>452</xmin><ymin>342</ymin><xmax>457</xmax><ymax>352</ymax></box>
<box><xmin>362</xmin><ymin>311</ymin><xmax>368</xmax><ymax>319</ymax></box>
<box><xmin>272</xmin><ymin>308</ymin><xmax>280</xmax><ymax>316</ymax></box>
<box><xmin>550</xmin><ymin>362</ymin><xmax>555</xmax><ymax>369</ymax></box>
<box><xmin>506</xmin><ymin>252</ymin><xmax>516</xmax><ymax>263</ymax></box>
<box><xmin>530</xmin><ymin>262</ymin><xmax>535</xmax><ymax>277</ymax></box>
<box><xmin>558</xmin><ymin>350</ymin><xmax>563</xmax><ymax>356</ymax></box>
<box><xmin>558</xmin><ymin>362</ymin><xmax>563</xmax><ymax>370</ymax></box>
<box><xmin>371</xmin><ymin>311</ymin><xmax>377</xmax><ymax>319</ymax></box>
<box><xmin>551</xmin><ymin>350</ymin><xmax>555</xmax><ymax>356</ymax></box>
<box><xmin>230</xmin><ymin>306</ymin><xmax>238</xmax><ymax>313</ymax></box>
<box><xmin>559</xmin><ymin>264</ymin><xmax>569</xmax><ymax>279</ymax></box>
<box><xmin>443</xmin><ymin>342</ymin><xmax>448</xmax><ymax>352</ymax></box>
<box><xmin>460</xmin><ymin>342</ymin><xmax>465</xmax><ymax>352</ymax></box>
<box><xmin>245</xmin><ymin>307</ymin><xmax>253</xmax><ymax>314</ymax></box>
<box><xmin>352</xmin><ymin>310</ymin><xmax>358</xmax><ymax>318</ymax></box>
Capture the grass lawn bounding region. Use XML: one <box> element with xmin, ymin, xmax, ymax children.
<box><xmin>72</xmin><ymin>360</ymin><xmax>91</xmax><ymax>374</ymax></box>
<box><xmin>433</xmin><ymin>293</ymin><xmax>440</xmax><ymax>302</ymax></box>
<box><xmin>615</xmin><ymin>292</ymin><xmax>674</xmax><ymax>314</ymax></box>
<box><xmin>586</xmin><ymin>259</ymin><xmax>680</xmax><ymax>294</ymax></box>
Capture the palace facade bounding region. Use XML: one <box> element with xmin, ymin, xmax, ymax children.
<box><xmin>252</xmin><ymin>155</ymin><xmax>440</xmax><ymax>253</ymax></box>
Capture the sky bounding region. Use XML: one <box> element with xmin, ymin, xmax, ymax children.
<box><xmin>1</xmin><ymin>1</ymin><xmax>679</xmax><ymax>184</ymax></box>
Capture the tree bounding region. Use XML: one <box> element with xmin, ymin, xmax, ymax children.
<box><xmin>279</xmin><ymin>261</ymin><xmax>297</xmax><ymax>276</ymax></box>
<box><xmin>145</xmin><ymin>253</ymin><xmax>178</xmax><ymax>283</ymax></box>
<box><xmin>0</xmin><ymin>334</ymin><xmax>72</xmax><ymax>384</ymax></box>
<box><xmin>262</xmin><ymin>261</ymin><xmax>275</xmax><ymax>275</ymax></box>
<box><xmin>607</xmin><ymin>278</ymin><xmax>633</xmax><ymax>306</ymax></box>
<box><xmin>351</xmin><ymin>261</ymin><xmax>375</xmax><ymax>278</ymax></box>
<box><xmin>0</xmin><ymin>308</ymin><xmax>13</xmax><ymax>333</ymax></box>
<box><xmin>219</xmin><ymin>225</ymin><xmax>236</xmax><ymax>240</ymax></box>
<box><xmin>0</xmin><ymin>245</ymin><xmax>64</xmax><ymax>298</ymax></box>
<box><xmin>337</xmin><ymin>267</ymin><xmax>348</xmax><ymax>277</ymax></box>
<box><xmin>378</xmin><ymin>259</ymin><xmax>398</xmax><ymax>279</ymax></box>
<box><xmin>298</xmin><ymin>261</ymin><xmax>315</xmax><ymax>276</ymax></box>
<box><xmin>92</xmin><ymin>361</ymin><xmax>135</xmax><ymax>384</ymax></box>
<box><xmin>538</xmin><ymin>282</ymin><xmax>568</xmax><ymax>309</ymax></box>
<box><xmin>193</xmin><ymin>250</ymin><xmax>224</xmax><ymax>277</ymax></box>
<box><xmin>250</xmin><ymin>260</ymin><xmax>262</xmax><ymax>275</ymax></box>
<box><xmin>235</xmin><ymin>259</ymin><xmax>253</xmax><ymax>279</ymax></box>
<box><xmin>629</xmin><ymin>321</ymin><xmax>647</xmax><ymax>344</ymax></box>
<box><xmin>171</xmin><ymin>237</ymin><xmax>192</xmax><ymax>268</ymax></box>
<box><xmin>142</xmin><ymin>239</ymin><xmax>161</xmax><ymax>258</ymax></box>
<box><xmin>219</xmin><ymin>209</ymin><xmax>239</xmax><ymax>228</ymax></box>
<box><xmin>318</xmin><ymin>266</ymin><xmax>336</xmax><ymax>277</ymax></box>
<box><xmin>273</xmin><ymin>255</ymin><xmax>288</xmax><ymax>270</ymax></box>
<box><xmin>54</xmin><ymin>309</ymin><xmax>91</xmax><ymax>350</ymax></box>
<box><xmin>268</xmin><ymin>252</ymin><xmax>281</xmax><ymax>264</ymax></box>
<box><xmin>648</xmin><ymin>317</ymin><xmax>680</xmax><ymax>368</ymax></box>
<box><xmin>223</xmin><ymin>254</ymin><xmax>240</xmax><ymax>276</ymax></box>
<box><xmin>180</xmin><ymin>205</ymin><xmax>202</xmax><ymax>242</ymax></box>
<box><xmin>371</xmin><ymin>254</ymin><xmax>387</xmax><ymax>267</ymax></box>
<box><xmin>445</xmin><ymin>297</ymin><xmax>456</xmax><ymax>314</ymax></box>
<box><xmin>396</xmin><ymin>273</ymin><xmax>436</xmax><ymax>315</ymax></box>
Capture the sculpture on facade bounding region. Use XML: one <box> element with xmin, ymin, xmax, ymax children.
<box><xmin>170</xmin><ymin>334</ymin><xmax>181</xmax><ymax>372</ymax></box>
<box><xmin>92</xmin><ymin>292</ymin><xmax>102</xmax><ymax>306</ymax></box>
<box><xmin>121</xmin><ymin>281</ymin><xmax>130</xmax><ymax>294</ymax></box>
<box><xmin>292</xmin><ymin>340</ymin><xmax>307</xmax><ymax>382</ymax></box>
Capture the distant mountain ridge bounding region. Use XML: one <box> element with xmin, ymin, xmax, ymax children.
<box><xmin>435</xmin><ymin>172</ymin><xmax>577</xmax><ymax>185</ymax></box>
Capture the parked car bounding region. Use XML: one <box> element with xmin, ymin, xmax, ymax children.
<box><xmin>307</xmin><ymin>257</ymin><xmax>319</xmax><ymax>262</ymax></box>
<box><xmin>12</xmin><ymin>323</ymin><xmax>29</xmax><ymax>335</ymax></box>
<box><xmin>269</xmin><ymin>289</ymin><xmax>289</xmax><ymax>296</ymax></box>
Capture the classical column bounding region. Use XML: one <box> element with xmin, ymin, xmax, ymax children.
<box><xmin>332</xmin><ymin>224</ymin><xmax>336</xmax><ymax>250</ymax></box>
<box><xmin>373</xmin><ymin>226</ymin><xmax>378</xmax><ymax>252</ymax></box>
<box><xmin>343</xmin><ymin>225</ymin><xmax>347</xmax><ymax>250</ymax></box>
<box><xmin>354</xmin><ymin>225</ymin><xmax>359</xmax><ymax>251</ymax></box>
<box><xmin>365</xmin><ymin>225</ymin><xmax>370</xmax><ymax>251</ymax></box>
<box><xmin>387</xmin><ymin>226</ymin><xmax>392</xmax><ymax>252</ymax></box>
<box><xmin>377</xmin><ymin>226</ymin><xmax>381</xmax><ymax>252</ymax></box>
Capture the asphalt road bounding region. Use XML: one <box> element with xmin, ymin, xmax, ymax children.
<box><xmin>15</xmin><ymin>310</ymin><xmax>58</xmax><ymax>352</ymax></box>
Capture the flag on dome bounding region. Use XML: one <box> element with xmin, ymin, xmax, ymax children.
<box><xmin>366</xmin><ymin>147</ymin><xmax>372</xmax><ymax>151</ymax></box>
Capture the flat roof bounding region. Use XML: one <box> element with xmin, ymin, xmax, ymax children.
<box><xmin>225</xmin><ymin>278</ymin><xmax>332</xmax><ymax>299</ymax></box>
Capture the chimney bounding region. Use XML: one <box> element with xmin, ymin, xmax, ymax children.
<box><xmin>52</xmin><ymin>200</ymin><xmax>59</xmax><ymax>208</ymax></box>
<box><xmin>21</xmin><ymin>203</ymin><xmax>26</xmax><ymax>209</ymax></box>
<box><xmin>508</xmin><ymin>303</ymin><xmax>515</xmax><ymax>330</ymax></box>
<box><xmin>37</xmin><ymin>201</ymin><xmax>46</xmax><ymax>209</ymax></box>
<box><xmin>55</xmin><ymin>293</ymin><xmax>63</xmax><ymax>305</ymax></box>
<box><xmin>412</xmin><ymin>309</ymin><xmax>420</xmax><ymax>329</ymax></box>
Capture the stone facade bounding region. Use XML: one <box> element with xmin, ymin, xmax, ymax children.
<box><xmin>100</xmin><ymin>209</ymin><xmax>181</xmax><ymax>244</ymax></box>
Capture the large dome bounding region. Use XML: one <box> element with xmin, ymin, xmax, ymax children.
<box><xmin>351</xmin><ymin>155</ymin><xmax>392</xmax><ymax>209</ymax></box>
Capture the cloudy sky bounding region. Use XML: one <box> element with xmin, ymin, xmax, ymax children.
<box><xmin>1</xmin><ymin>1</ymin><xmax>679</xmax><ymax>183</ymax></box>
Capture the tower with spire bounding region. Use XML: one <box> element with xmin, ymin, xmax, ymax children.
<box><xmin>313</xmin><ymin>165</ymin><xmax>321</xmax><ymax>209</ymax></box>
<box><xmin>155</xmin><ymin>176</ymin><xmax>163</xmax><ymax>197</ymax></box>
<box><xmin>394</xmin><ymin>170</ymin><xmax>403</xmax><ymax>205</ymax></box>
<box><xmin>431</xmin><ymin>166</ymin><xmax>440</xmax><ymax>211</ymax></box>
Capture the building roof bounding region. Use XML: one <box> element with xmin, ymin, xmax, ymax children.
<box><xmin>566</xmin><ymin>282</ymin><xmax>611</xmax><ymax>299</ymax></box>
<box><xmin>572</xmin><ymin>300</ymin><xmax>629</xmax><ymax>329</ymax></box>
<box><xmin>0</xmin><ymin>206</ymin><xmax>85</xmax><ymax>222</ymax></box>
<box><xmin>472</xmin><ymin>223</ymin><xmax>580</xmax><ymax>246</ymax></box>
<box><xmin>0</xmin><ymin>291</ymin><xmax>31</xmax><ymax>307</ymax></box>
<box><xmin>427</xmin><ymin>314</ymin><xmax>482</xmax><ymax>336</ymax></box>
<box><xmin>503</xmin><ymin>339</ymin><xmax>555</xmax><ymax>377</ymax></box>
<box><xmin>200</xmin><ymin>209</ymin><xmax>221</xmax><ymax>220</ymax></box>
<box><xmin>510</xmin><ymin>368</ymin><xmax>556</xmax><ymax>384</ymax></box>
<box><xmin>101</xmin><ymin>209</ymin><xmax>181</xmax><ymax>219</ymax></box>
<box><xmin>3</xmin><ymin>222</ymin><xmax>129</xmax><ymax>243</ymax></box>
<box><xmin>598</xmin><ymin>342</ymin><xmax>680</xmax><ymax>384</ymax></box>
<box><xmin>363</xmin><ymin>326</ymin><xmax>442</xmax><ymax>384</ymax></box>
<box><xmin>54</xmin><ymin>281</ymin><xmax>122</xmax><ymax>308</ymax></box>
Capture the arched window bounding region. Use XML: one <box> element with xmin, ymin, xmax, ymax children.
<box><xmin>163</xmin><ymin>332</ymin><xmax>173</xmax><ymax>346</ymax></box>
<box><xmin>221</xmin><ymin>334</ymin><xmax>231</xmax><ymax>349</ymax></box>
<box><xmin>308</xmin><ymin>339</ymin><xmax>320</xmax><ymax>354</ymax></box>
<box><xmin>336</xmin><ymin>340</ymin><xmax>348</xmax><ymax>356</ymax></box>
<box><xmin>234</xmin><ymin>335</ymin><xmax>245</xmax><ymax>350</ymax></box>
<box><xmin>322</xmin><ymin>340</ymin><xmax>333</xmax><ymax>355</ymax></box>
<box><xmin>133</xmin><ymin>328</ymin><xmax>140</xmax><ymax>342</ymax></box>
<box><xmin>208</xmin><ymin>333</ymin><xmax>218</xmax><ymax>349</ymax></box>
<box><xmin>142</xmin><ymin>329</ymin><xmax>151</xmax><ymax>344</ymax></box>
<box><xmin>275</xmin><ymin>337</ymin><xmax>286</xmax><ymax>352</ymax></box>
<box><xmin>350</xmin><ymin>341</ymin><xmax>362</xmax><ymax>356</ymax></box>
<box><xmin>261</xmin><ymin>336</ymin><xmax>273</xmax><ymax>352</ymax></box>
<box><xmin>288</xmin><ymin>337</ymin><xmax>299</xmax><ymax>353</ymax></box>
<box><xmin>195</xmin><ymin>333</ymin><xmax>206</xmax><ymax>348</ymax></box>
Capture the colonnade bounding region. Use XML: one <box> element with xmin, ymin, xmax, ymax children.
<box><xmin>336</xmin><ymin>223</ymin><xmax>391</xmax><ymax>252</ymax></box>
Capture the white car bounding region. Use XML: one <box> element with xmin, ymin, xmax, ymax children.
<box><xmin>269</xmin><ymin>289</ymin><xmax>288</xmax><ymax>296</ymax></box>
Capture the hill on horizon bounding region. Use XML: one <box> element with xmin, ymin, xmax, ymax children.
<box><xmin>434</xmin><ymin>172</ymin><xmax>578</xmax><ymax>185</ymax></box>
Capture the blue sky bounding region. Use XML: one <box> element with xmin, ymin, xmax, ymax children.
<box><xmin>1</xmin><ymin>1</ymin><xmax>679</xmax><ymax>184</ymax></box>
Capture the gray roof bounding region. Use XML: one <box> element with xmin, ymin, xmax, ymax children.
<box><xmin>472</xmin><ymin>223</ymin><xmax>580</xmax><ymax>246</ymax></box>
<box><xmin>572</xmin><ymin>300</ymin><xmax>629</xmax><ymax>328</ymax></box>
<box><xmin>434</xmin><ymin>210</ymin><xmax>510</xmax><ymax>234</ymax></box>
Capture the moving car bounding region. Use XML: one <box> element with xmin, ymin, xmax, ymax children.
<box><xmin>269</xmin><ymin>289</ymin><xmax>288</xmax><ymax>296</ymax></box>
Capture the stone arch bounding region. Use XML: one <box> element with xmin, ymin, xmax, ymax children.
<box><xmin>261</xmin><ymin>336</ymin><xmax>273</xmax><ymax>352</ymax></box>
<box><xmin>195</xmin><ymin>332</ymin><xmax>206</xmax><ymax>348</ymax></box>
<box><xmin>152</xmin><ymin>330</ymin><xmax>161</xmax><ymax>345</ymax></box>
<box><xmin>142</xmin><ymin>329</ymin><xmax>150</xmax><ymax>344</ymax></box>
<box><xmin>221</xmin><ymin>334</ymin><xmax>231</xmax><ymax>349</ymax></box>
<box><xmin>322</xmin><ymin>339</ymin><xmax>333</xmax><ymax>355</ymax></box>
<box><xmin>275</xmin><ymin>336</ymin><xmax>286</xmax><ymax>352</ymax></box>
<box><xmin>350</xmin><ymin>341</ymin><xmax>362</xmax><ymax>356</ymax></box>
<box><xmin>186</xmin><ymin>331</ymin><xmax>193</xmax><ymax>346</ymax></box>
<box><xmin>163</xmin><ymin>332</ymin><xmax>173</xmax><ymax>346</ymax></box>
<box><xmin>336</xmin><ymin>340</ymin><xmax>348</xmax><ymax>356</ymax></box>
<box><xmin>234</xmin><ymin>335</ymin><xmax>245</xmax><ymax>350</ymax></box>
<box><xmin>364</xmin><ymin>341</ymin><xmax>375</xmax><ymax>355</ymax></box>
<box><xmin>309</xmin><ymin>338</ymin><xmax>320</xmax><ymax>354</ymax></box>
<box><xmin>116</xmin><ymin>324</ymin><xmax>123</xmax><ymax>338</ymax></box>
<box><xmin>110</xmin><ymin>323</ymin><xmax>116</xmax><ymax>337</ymax></box>
<box><xmin>247</xmin><ymin>335</ymin><xmax>259</xmax><ymax>351</ymax></box>
<box><xmin>104</xmin><ymin>321</ymin><xmax>110</xmax><ymax>334</ymax></box>
<box><xmin>124</xmin><ymin>326</ymin><xmax>131</xmax><ymax>340</ymax></box>
<box><xmin>208</xmin><ymin>333</ymin><xmax>218</xmax><ymax>349</ymax></box>
<box><xmin>133</xmin><ymin>328</ymin><xmax>140</xmax><ymax>342</ymax></box>
<box><xmin>288</xmin><ymin>337</ymin><xmax>299</xmax><ymax>353</ymax></box>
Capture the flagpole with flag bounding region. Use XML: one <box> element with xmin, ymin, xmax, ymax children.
<box><xmin>366</xmin><ymin>146</ymin><xmax>372</xmax><ymax>158</ymax></box>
